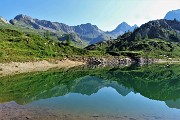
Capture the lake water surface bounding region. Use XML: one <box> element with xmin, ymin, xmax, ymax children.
<box><xmin>0</xmin><ymin>64</ymin><xmax>180</xmax><ymax>120</ymax></box>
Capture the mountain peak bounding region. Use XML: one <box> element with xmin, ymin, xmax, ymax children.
<box><xmin>78</xmin><ymin>23</ymin><xmax>93</xmax><ymax>27</ymax></box>
<box><xmin>14</xmin><ymin>14</ymin><xmax>33</xmax><ymax>21</ymax></box>
<box><xmin>132</xmin><ymin>24</ymin><xmax>138</xmax><ymax>28</ymax></box>
<box><xmin>78</xmin><ymin>23</ymin><xmax>98</xmax><ymax>28</ymax></box>
<box><xmin>119</xmin><ymin>22</ymin><xmax>129</xmax><ymax>25</ymax></box>
<box><xmin>74</xmin><ymin>23</ymin><xmax>103</xmax><ymax>33</ymax></box>
<box><xmin>84</xmin><ymin>23</ymin><xmax>92</xmax><ymax>25</ymax></box>
<box><xmin>107</xmin><ymin>22</ymin><xmax>137</xmax><ymax>37</ymax></box>
<box><xmin>116</xmin><ymin>22</ymin><xmax>130</xmax><ymax>30</ymax></box>
<box><xmin>164</xmin><ymin>9</ymin><xmax>180</xmax><ymax>21</ymax></box>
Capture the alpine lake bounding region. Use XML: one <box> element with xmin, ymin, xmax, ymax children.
<box><xmin>0</xmin><ymin>63</ymin><xmax>180</xmax><ymax>120</ymax></box>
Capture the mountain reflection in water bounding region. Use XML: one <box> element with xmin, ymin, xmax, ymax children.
<box><xmin>0</xmin><ymin>64</ymin><xmax>180</xmax><ymax>110</ymax></box>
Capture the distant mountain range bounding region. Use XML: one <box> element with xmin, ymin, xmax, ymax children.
<box><xmin>5</xmin><ymin>14</ymin><xmax>137</xmax><ymax>45</ymax></box>
<box><xmin>1</xmin><ymin>9</ymin><xmax>180</xmax><ymax>46</ymax></box>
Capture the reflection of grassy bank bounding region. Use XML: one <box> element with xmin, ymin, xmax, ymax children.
<box><xmin>0</xmin><ymin>66</ymin><xmax>112</xmax><ymax>104</ymax></box>
<box><xmin>94</xmin><ymin>64</ymin><xmax>180</xmax><ymax>101</ymax></box>
<box><xmin>0</xmin><ymin>64</ymin><xmax>180</xmax><ymax>104</ymax></box>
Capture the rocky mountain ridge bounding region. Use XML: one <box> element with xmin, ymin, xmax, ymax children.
<box><xmin>128</xmin><ymin>19</ymin><xmax>180</xmax><ymax>42</ymax></box>
<box><xmin>9</xmin><ymin>14</ymin><xmax>137</xmax><ymax>44</ymax></box>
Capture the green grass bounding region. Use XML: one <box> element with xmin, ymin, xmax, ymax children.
<box><xmin>88</xmin><ymin>38</ymin><xmax>180</xmax><ymax>59</ymax></box>
<box><xmin>0</xmin><ymin>26</ymin><xmax>107</xmax><ymax>62</ymax></box>
<box><xmin>0</xmin><ymin>27</ymin><xmax>92</xmax><ymax>62</ymax></box>
<box><xmin>0</xmin><ymin>23</ymin><xmax>86</xmax><ymax>48</ymax></box>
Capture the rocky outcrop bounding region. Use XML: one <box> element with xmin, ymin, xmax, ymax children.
<box><xmin>68</xmin><ymin>56</ymin><xmax>161</xmax><ymax>67</ymax></box>
<box><xmin>86</xmin><ymin>57</ymin><xmax>132</xmax><ymax>66</ymax></box>
<box><xmin>68</xmin><ymin>56</ymin><xmax>132</xmax><ymax>66</ymax></box>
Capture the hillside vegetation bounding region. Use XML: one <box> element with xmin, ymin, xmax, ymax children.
<box><xmin>0</xmin><ymin>27</ymin><xmax>88</xmax><ymax>62</ymax></box>
<box><xmin>1</xmin><ymin>18</ymin><xmax>180</xmax><ymax>62</ymax></box>
<box><xmin>86</xmin><ymin>19</ymin><xmax>180</xmax><ymax>59</ymax></box>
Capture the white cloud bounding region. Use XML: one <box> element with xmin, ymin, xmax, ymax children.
<box><xmin>130</xmin><ymin>0</ymin><xmax>180</xmax><ymax>26</ymax></box>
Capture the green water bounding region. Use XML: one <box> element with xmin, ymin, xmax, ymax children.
<box><xmin>0</xmin><ymin>64</ymin><xmax>180</xmax><ymax>119</ymax></box>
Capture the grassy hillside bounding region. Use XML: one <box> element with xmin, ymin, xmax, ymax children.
<box><xmin>86</xmin><ymin>19</ymin><xmax>180</xmax><ymax>59</ymax></box>
<box><xmin>0</xmin><ymin>27</ymin><xmax>88</xmax><ymax>62</ymax></box>
<box><xmin>87</xmin><ymin>38</ymin><xmax>180</xmax><ymax>58</ymax></box>
<box><xmin>0</xmin><ymin>22</ymin><xmax>88</xmax><ymax>48</ymax></box>
<box><xmin>1</xmin><ymin>19</ymin><xmax>180</xmax><ymax>62</ymax></box>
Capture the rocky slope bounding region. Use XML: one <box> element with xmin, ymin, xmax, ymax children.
<box><xmin>0</xmin><ymin>17</ymin><xmax>9</xmax><ymax>24</ymax></box>
<box><xmin>128</xmin><ymin>19</ymin><xmax>180</xmax><ymax>42</ymax></box>
<box><xmin>164</xmin><ymin>9</ymin><xmax>180</xmax><ymax>21</ymax></box>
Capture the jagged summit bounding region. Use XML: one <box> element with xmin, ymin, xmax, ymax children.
<box><xmin>106</xmin><ymin>22</ymin><xmax>138</xmax><ymax>38</ymax></box>
<box><xmin>14</xmin><ymin>14</ymin><xmax>33</xmax><ymax>21</ymax></box>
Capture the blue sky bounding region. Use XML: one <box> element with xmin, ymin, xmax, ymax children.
<box><xmin>0</xmin><ymin>0</ymin><xmax>180</xmax><ymax>31</ymax></box>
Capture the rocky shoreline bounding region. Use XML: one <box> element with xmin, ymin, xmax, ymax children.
<box><xmin>84</xmin><ymin>57</ymin><xmax>179</xmax><ymax>66</ymax></box>
<box><xmin>69</xmin><ymin>56</ymin><xmax>163</xmax><ymax>66</ymax></box>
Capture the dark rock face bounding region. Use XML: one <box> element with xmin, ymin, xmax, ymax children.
<box><xmin>164</xmin><ymin>9</ymin><xmax>180</xmax><ymax>21</ymax></box>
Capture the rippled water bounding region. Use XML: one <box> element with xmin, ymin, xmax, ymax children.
<box><xmin>0</xmin><ymin>64</ymin><xmax>180</xmax><ymax>120</ymax></box>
